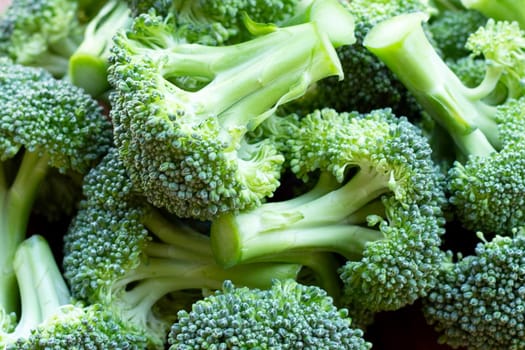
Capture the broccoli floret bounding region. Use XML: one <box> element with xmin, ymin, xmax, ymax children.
<box><xmin>0</xmin><ymin>58</ymin><xmax>112</xmax><ymax>317</ymax></box>
<box><xmin>0</xmin><ymin>0</ymin><xmax>83</xmax><ymax>77</ymax></box>
<box><xmin>0</xmin><ymin>235</ymin><xmax>149</xmax><ymax>349</ymax></box>
<box><xmin>461</xmin><ymin>0</ymin><xmax>525</xmax><ymax>29</ymax></box>
<box><xmin>68</xmin><ymin>0</ymin><xmax>132</xmax><ymax>96</ymax></box>
<box><xmin>107</xmin><ymin>0</ymin><xmax>355</xmax><ymax>220</ymax></box>
<box><xmin>63</xmin><ymin>148</ymin><xmax>302</xmax><ymax>348</ymax></box>
<box><xmin>423</xmin><ymin>229</ymin><xmax>525</xmax><ymax>350</ymax></box>
<box><xmin>295</xmin><ymin>0</ymin><xmax>434</xmax><ymax>116</ymax></box>
<box><xmin>168</xmin><ymin>279</ymin><xmax>372</xmax><ymax>349</ymax></box>
<box><xmin>428</xmin><ymin>8</ymin><xmax>487</xmax><ymax>59</ymax></box>
<box><xmin>211</xmin><ymin>108</ymin><xmax>447</xmax><ymax>314</ymax></box>
<box><xmin>364</xmin><ymin>13</ymin><xmax>525</xmax><ymax>235</ymax></box>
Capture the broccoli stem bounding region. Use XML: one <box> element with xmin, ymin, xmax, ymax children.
<box><xmin>211</xmin><ymin>168</ymin><xmax>389</xmax><ymax>267</ymax></box>
<box><xmin>461</xmin><ymin>0</ymin><xmax>525</xmax><ymax>28</ymax></box>
<box><xmin>160</xmin><ymin>22</ymin><xmax>343</xmax><ymax>131</ymax></box>
<box><xmin>363</xmin><ymin>12</ymin><xmax>501</xmax><ymax>158</ymax></box>
<box><xmin>6</xmin><ymin>235</ymin><xmax>71</xmax><ymax>342</ymax></box>
<box><xmin>69</xmin><ymin>0</ymin><xmax>131</xmax><ymax>96</ymax></box>
<box><xmin>0</xmin><ymin>151</ymin><xmax>49</xmax><ymax>314</ymax></box>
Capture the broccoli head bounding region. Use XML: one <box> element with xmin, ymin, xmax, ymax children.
<box><xmin>63</xmin><ymin>148</ymin><xmax>301</xmax><ymax>348</ymax></box>
<box><xmin>0</xmin><ymin>58</ymin><xmax>112</xmax><ymax>317</ymax></box>
<box><xmin>168</xmin><ymin>279</ymin><xmax>372</xmax><ymax>349</ymax></box>
<box><xmin>211</xmin><ymin>108</ymin><xmax>447</xmax><ymax>314</ymax></box>
<box><xmin>108</xmin><ymin>0</ymin><xmax>355</xmax><ymax>220</ymax></box>
<box><xmin>423</xmin><ymin>229</ymin><xmax>525</xmax><ymax>350</ymax></box>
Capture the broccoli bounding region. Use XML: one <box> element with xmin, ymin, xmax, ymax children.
<box><xmin>364</xmin><ymin>12</ymin><xmax>525</xmax><ymax>236</ymax></box>
<box><xmin>126</xmin><ymin>0</ymin><xmax>302</xmax><ymax>45</ymax></box>
<box><xmin>0</xmin><ymin>0</ymin><xmax>83</xmax><ymax>77</ymax></box>
<box><xmin>168</xmin><ymin>279</ymin><xmax>372</xmax><ymax>349</ymax></box>
<box><xmin>461</xmin><ymin>0</ymin><xmax>525</xmax><ymax>29</ymax></box>
<box><xmin>428</xmin><ymin>8</ymin><xmax>487</xmax><ymax>59</ymax></box>
<box><xmin>68</xmin><ymin>0</ymin><xmax>132</xmax><ymax>96</ymax></box>
<box><xmin>107</xmin><ymin>0</ymin><xmax>355</xmax><ymax>220</ymax></box>
<box><xmin>292</xmin><ymin>0</ymin><xmax>434</xmax><ymax>116</ymax></box>
<box><xmin>0</xmin><ymin>0</ymin><xmax>132</xmax><ymax>95</ymax></box>
<box><xmin>422</xmin><ymin>229</ymin><xmax>525</xmax><ymax>350</ymax></box>
<box><xmin>63</xmin><ymin>148</ymin><xmax>302</xmax><ymax>348</ymax></box>
<box><xmin>0</xmin><ymin>58</ymin><xmax>112</xmax><ymax>317</ymax></box>
<box><xmin>0</xmin><ymin>234</ymin><xmax>149</xmax><ymax>349</ymax></box>
<box><xmin>211</xmin><ymin>108</ymin><xmax>447</xmax><ymax>315</ymax></box>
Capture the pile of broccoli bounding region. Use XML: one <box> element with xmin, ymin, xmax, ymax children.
<box><xmin>1</xmin><ymin>0</ymin><xmax>525</xmax><ymax>349</ymax></box>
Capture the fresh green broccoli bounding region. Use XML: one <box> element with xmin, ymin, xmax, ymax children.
<box><xmin>124</xmin><ymin>0</ymin><xmax>301</xmax><ymax>45</ymax></box>
<box><xmin>0</xmin><ymin>234</ymin><xmax>149</xmax><ymax>349</ymax></box>
<box><xmin>428</xmin><ymin>8</ymin><xmax>487</xmax><ymax>59</ymax></box>
<box><xmin>423</xmin><ymin>229</ymin><xmax>525</xmax><ymax>350</ymax></box>
<box><xmin>168</xmin><ymin>279</ymin><xmax>372</xmax><ymax>349</ymax></box>
<box><xmin>63</xmin><ymin>148</ymin><xmax>302</xmax><ymax>348</ymax></box>
<box><xmin>211</xmin><ymin>108</ymin><xmax>447</xmax><ymax>315</ymax></box>
<box><xmin>68</xmin><ymin>0</ymin><xmax>132</xmax><ymax>96</ymax></box>
<box><xmin>107</xmin><ymin>0</ymin><xmax>355</xmax><ymax>220</ymax></box>
<box><xmin>0</xmin><ymin>58</ymin><xmax>112</xmax><ymax>318</ymax></box>
<box><xmin>461</xmin><ymin>0</ymin><xmax>525</xmax><ymax>29</ymax></box>
<box><xmin>293</xmin><ymin>0</ymin><xmax>434</xmax><ymax>116</ymax></box>
<box><xmin>0</xmin><ymin>0</ymin><xmax>84</xmax><ymax>76</ymax></box>
<box><xmin>364</xmin><ymin>13</ymin><xmax>525</xmax><ymax>236</ymax></box>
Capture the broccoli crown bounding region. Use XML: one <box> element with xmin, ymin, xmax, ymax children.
<box><xmin>108</xmin><ymin>4</ymin><xmax>351</xmax><ymax>220</ymax></box>
<box><xmin>423</xmin><ymin>231</ymin><xmax>525</xmax><ymax>350</ymax></box>
<box><xmin>428</xmin><ymin>9</ymin><xmax>487</xmax><ymax>59</ymax></box>
<box><xmin>305</xmin><ymin>0</ymin><xmax>432</xmax><ymax>115</ymax></box>
<box><xmin>6</xmin><ymin>304</ymin><xmax>149</xmax><ymax>350</ymax></box>
<box><xmin>213</xmin><ymin>108</ymin><xmax>447</xmax><ymax>312</ymax></box>
<box><xmin>447</xmin><ymin>97</ymin><xmax>525</xmax><ymax>235</ymax></box>
<box><xmin>168</xmin><ymin>279</ymin><xmax>372</xmax><ymax>350</ymax></box>
<box><xmin>0</xmin><ymin>0</ymin><xmax>82</xmax><ymax>76</ymax></box>
<box><xmin>64</xmin><ymin>148</ymin><xmax>300</xmax><ymax>348</ymax></box>
<box><xmin>0</xmin><ymin>58</ymin><xmax>112</xmax><ymax>173</ymax></box>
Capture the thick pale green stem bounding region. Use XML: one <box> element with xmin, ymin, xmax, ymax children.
<box><xmin>364</xmin><ymin>12</ymin><xmax>500</xmax><ymax>157</ymax></box>
<box><xmin>6</xmin><ymin>235</ymin><xmax>70</xmax><ymax>343</ymax></box>
<box><xmin>0</xmin><ymin>152</ymin><xmax>49</xmax><ymax>314</ymax></box>
<box><xmin>462</xmin><ymin>0</ymin><xmax>525</xmax><ymax>29</ymax></box>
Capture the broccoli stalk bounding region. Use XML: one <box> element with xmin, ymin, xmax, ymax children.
<box><xmin>68</xmin><ymin>0</ymin><xmax>132</xmax><ymax>96</ymax></box>
<box><xmin>461</xmin><ymin>0</ymin><xmax>525</xmax><ymax>29</ymax></box>
<box><xmin>1</xmin><ymin>235</ymin><xmax>150</xmax><ymax>349</ymax></box>
<box><xmin>0</xmin><ymin>59</ymin><xmax>112</xmax><ymax>316</ymax></box>
<box><xmin>364</xmin><ymin>12</ymin><xmax>525</xmax><ymax>235</ymax></box>
<box><xmin>109</xmin><ymin>0</ymin><xmax>356</xmax><ymax>220</ymax></box>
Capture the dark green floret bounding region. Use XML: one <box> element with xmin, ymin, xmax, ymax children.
<box><xmin>63</xmin><ymin>148</ymin><xmax>301</xmax><ymax>349</ymax></box>
<box><xmin>108</xmin><ymin>0</ymin><xmax>355</xmax><ymax>220</ymax></box>
<box><xmin>365</xmin><ymin>13</ymin><xmax>525</xmax><ymax>235</ymax></box>
<box><xmin>423</xmin><ymin>229</ymin><xmax>525</xmax><ymax>350</ymax></box>
<box><xmin>1</xmin><ymin>235</ymin><xmax>149</xmax><ymax>350</ymax></box>
<box><xmin>211</xmin><ymin>108</ymin><xmax>447</xmax><ymax>314</ymax></box>
<box><xmin>168</xmin><ymin>279</ymin><xmax>372</xmax><ymax>350</ymax></box>
<box><xmin>0</xmin><ymin>58</ymin><xmax>112</xmax><ymax>319</ymax></box>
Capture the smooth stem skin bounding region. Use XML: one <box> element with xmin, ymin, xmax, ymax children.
<box><xmin>462</xmin><ymin>0</ymin><xmax>525</xmax><ymax>29</ymax></box>
<box><xmin>69</xmin><ymin>0</ymin><xmax>131</xmax><ymax>95</ymax></box>
<box><xmin>157</xmin><ymin>21</ymin><xmax>343</xmax><ymax>133</ymax></box>
<box><xmin>210</xmin><ymin>168</ymin><xmax>389</xmax><ymax>267</ymax></box>
<box><xmin>364</xmin><ymin>12</ymin><xmax>501</xmax><ymax>158</ymax></box>
<box><xmin>3</xmin><ymin>235</ymin><xmax>71</xmax><ymax>344</ymax></box>
<box><xmin>0</xmin><ymin>151</ymin><xmax>49</xmax><ymax>315</ymax></box>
